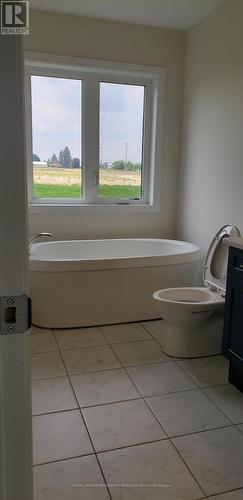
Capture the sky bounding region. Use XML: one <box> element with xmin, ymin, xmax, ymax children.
<box><xmin>31</xmin><ymin>75</ymin><xmax>144</xmax><ymax>164</ymax></box>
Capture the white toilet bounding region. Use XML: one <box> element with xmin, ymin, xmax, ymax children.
<box><xmin>153</xmin><ymin>225</ymin><xmax>240</xmax><ymax>358</ymax></box>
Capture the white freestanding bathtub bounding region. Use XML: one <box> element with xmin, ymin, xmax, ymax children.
<box><xmin>29</xmin><ymin>238</ymin><xmax>200</xmax><ymax>328</ymax></box>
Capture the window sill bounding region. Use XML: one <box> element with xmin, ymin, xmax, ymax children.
<box><xmin>28</xmin><ymin>202</ymin><xmax>160</xmax><ymax>215</ymax></box>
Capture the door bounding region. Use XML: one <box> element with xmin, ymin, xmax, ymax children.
<box><xmin>0</xmin><ymin>37</ymin><xmax>33</xmax><ymax>500</ymax></box>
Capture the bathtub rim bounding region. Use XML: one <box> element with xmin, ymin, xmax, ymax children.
<box><xmin>29</xmin><ymin>238</ymin><xmax>200</xmax><ymax>273</ymax></box>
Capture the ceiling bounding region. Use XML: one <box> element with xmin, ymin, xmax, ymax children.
<box><xmin>30</xmin><ymin>0</ymin><xmax>225</xmax><ymax>31</ymax></box>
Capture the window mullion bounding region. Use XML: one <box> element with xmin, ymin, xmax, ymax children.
<box><xmin>83</xmin><ymin>75</ymin><xmax>99</xmax><ymax>203</ymax></box>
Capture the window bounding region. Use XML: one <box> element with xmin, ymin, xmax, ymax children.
<box><xmin>25</xmin><ymin>54</ymin><xmax>164</xmax><ymax>212</ymax></box>
<box><xmin>99</xmin><ymin>82</ymin><xmax>144</xmax><ymax>200</ymax></box>
<box><xmin>31</xmin><ymin>75</ymin><xmax>82</xmax><ymax>199</ymax></box>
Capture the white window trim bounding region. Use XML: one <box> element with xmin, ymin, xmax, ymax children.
<box><xmin>25</xmin><ymin>52</ymin><xmax>165</xmax><ymax>214</ymax></box>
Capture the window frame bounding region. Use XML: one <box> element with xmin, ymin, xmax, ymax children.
<box><xmin>25</xmin><ymin>52</ymin><xmax>165</xmax><ymax>214</ymax></box>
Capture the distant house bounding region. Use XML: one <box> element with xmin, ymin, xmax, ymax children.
<box><xmin>33</xmin><ymin>161</ymin><xmax>48</xmax><ymax>167</ymax></box>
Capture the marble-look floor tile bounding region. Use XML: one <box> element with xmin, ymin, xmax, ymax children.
<box><xmin>32</xmin><ymin>352</ymin><xmax>66</xmax><ymax>380</ymax></box>
<box><xmin>204</xmin><ymin>384</ymin><xmax>243</xmax><ymax>424</ymax></box>
<box><xmin>98</xmin><ymin>440</ymin><xmax>203</xmax><ymax>499</ymax></box>
<box><xmin>62</xmin><ymin>345</ymin><xmax>121</xmax><ymax>375</ymax></box>
<box><xmin>71</xmin><ymin>368</ymin><xmax>139</xmax><ymax>407</ymax></box>
<box><xmin>32</xmin><ymin>377</ymin><xmax>78</xmax><ymax>415</ymax></box>
<box><xmin>82</xmin><ymin>399</ymin><xmax>166</xmax><ymax>452</ymax></box>
<box><xmin>100</xmin><ymin>322</ymin><xmax>151</xmax><ymax>344</ymax></box>
<box><xmin>177</xmin><ymin>356</ymin><xmax>229</xmax><ymax>388</ymax></box>
<box><xmin>141</xmin><ymin>320</ymin><xmax>164</xmax><ymax>340</ymax></box>
<box><xmin>31</xmin><ymin>331</ymin><xmax>58</xmax><ymax>354</ymax></box>
<box><xmin>33</xmin><ymin>410</ymin><xmax>93</xmax><ymax>465</ymax></box>
<box><xmin>146</xmin><ymin>389</ymin><xmax>231</xmax><ymax>437</ymax></box>
<box><xmin>127</xmin><ymin>362</ymin><xmax>196</xmax><ymax>397</ymax></box>
<box><xmin>172</xmin><ymin>426</ymin><xmax>243</xmax><ymax>496</ymax></box>
<box><xmin>112</xmin><ymin>340</ymin><xmax>170</xmax><ymax>367</ymax></box>
<box><xmin>54</xmin><ymin>327</ymin><xmax>107</xmax><ymax>350</ymax></box>
<box><xmin>209</xmin><ymin>490</ymin><xmax>243</xmax><ymax>499</ymax></box>
<box><xmin>34</xmin><ymin>455</ymin><xmax>110</xmax><ymax>500</ymax></box>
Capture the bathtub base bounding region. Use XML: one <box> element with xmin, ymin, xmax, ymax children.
<box><xmin>31</xmin><ymin>263</ymin><xmax>197</xmax><ymax>328</ymax></box>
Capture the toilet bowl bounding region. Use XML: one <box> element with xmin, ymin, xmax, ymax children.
<box><xmin>153</xmin><ymin>225</ymin><xmax>240</xmax><ymax>358</ymax></box>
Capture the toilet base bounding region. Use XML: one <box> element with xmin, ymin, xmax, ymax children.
<box><xmin>161</xmin><ymin>314</ymin><xmax>224</xmax><ymax>358</ymax></box>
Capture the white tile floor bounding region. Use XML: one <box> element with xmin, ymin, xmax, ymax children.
<box><xmin>32</xmin><ymin>320</ymin><xmax>243</xmax><ymax>500</ymax></box>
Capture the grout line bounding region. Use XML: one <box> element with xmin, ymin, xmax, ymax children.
<box><xmin>93</xmin><ymin>334</ymin><xmax>206</xmax><ymax>495</ymax></box>
<box><xmin>98</xmin><ymin>322</ymin><xmax>154</xmax><ymax>343</ymax></box>
<box><xmin>199</xmin><ymin>382</ymin><xmax>229</xmax><ymax>389</ymax></box>
<box><xmin>94</xmin><ymin>437</ymin><xmax>168</xmax><ymax>456</ymax></box>
<box><xmin>32</xmin><ymin>374</ymin><xmax>71</xmax><ymax>382</ymax></box>
<box><xmin>200</xmin><ymin>387</ymin><xmax>236</xmax><ymax>426</ymax></box>
<box><xmin>174</xmin><ymin>358</ymin><xmax>230</xmax><ymax>390</ymax></box>
<box><xmin>55</xmin><ymin>342</ymin><xmax>108</xmax><ymax>351</ymax></box>
<box><xmin>96</xmin><ymin>325</ymin><xmax>110</xmax><ymax>342</ymax></box>
<box><xmin>31</xmin><ymin>349</ymin><xmax>59</xmax><ymax>355</ymax></box>
<box><xmin>107</xmin><ymin>342</ymin><xmax>171</xmax><ymax>439</ymax></box>
<box><xmin>169</xmin><ymin>437</ymin><xmax>207</xmax><ymax>498</ymax></box>
<box><xmin>33</xmin><ymin>384</ymin><xmax>240</xmax><ymax>415</ymax></box>
<box><xmin>45</xmin><ymin>359</ymin><xmax>175</xmax><ymax>379</ymax></box>
<box><xmin>95</xmin><ymin>453</ymin><xmax>113</xmax><ymax>500</ymax></box>
<box><xmin>54</xmin><ymin>338</ymin><xmax>162</xmax><ymax>352</ymax></box>
<box><xmin>79</xmin><ymin>396</ymin><xmax>142</xmax><ymax>410</ymax></box>
<box><xmin>100</xmin><ymin>337</ymin><xmax>155</xmax><ymax>346</ymax></box>
<box><xmin>173</xmin><ymin>360</ymin><xmax>205</xmax><ymax>389</ymax></box>
<box><xmin>33</xmin><ymin>450</ymin><xmax>95</xmax><ymax>468</ymax></box>
<box><xmin>168</xmin><ymin>423</ymin><xmax>234</xmax><ymax>440</ymax></box>
<box><xmin>32</xmin><ymin>407</ymin><xmax>79</xmax><ymax>418</ymax></box>
<box><xmin>207</xmin><ymin>486</ymin><xmax>243</xmax><ymax>497</ymax></box>
<box><xmin>169</xmin><ymin>355</ymin><xmax>235</xmax><ymax>424</ymax></box>
<box><xmin>61</xmin><ymin>338</ymin><xmax>159</xmax><ymax>350</ymax></box>
<box><xmin>32</xmin><ymin>396</ymin><xmax>143</xmax><ymax>417</ymax></box>
<box><xmin>77</xmin><ymin>387</ymin><xmax>199</xmax><ymax>406</ymax></box>
<box><xmin>139</xmin><ymin>321</ymin><xmax>166</xmax><ymax>345</ymax></box>
<box><xmin>107</xmin><ymin>338</ymin><xmax>236</xmax><ymax>498</ymax></box>
<box><xmin>32</xmin><ymin>324</ymin><xmax>243</xmax><ymax>500</ymax></box>
<box><xmin>32</xmin><ymin>374</ymin><xmax>68</xmax><ymax>382</ymax></box>
<box><xmin>53</xmin><ymin>330</ymin><xmax>113</xmax><ymax>500</ymax></box>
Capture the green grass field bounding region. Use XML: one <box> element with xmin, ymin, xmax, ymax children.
<box><xmin>34</xmin><ymin>183</ymin><xmax>140</xmax><ymax>198</ymax></box>
<box><xmin>33</xmin><ymin>167</ymin><xmax>142</xmax><ymax>199</ymax></box>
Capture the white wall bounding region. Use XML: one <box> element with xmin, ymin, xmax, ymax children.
<box><xmin>25</xmin><ymin>9</ymin><xmax>185</xmax><ymax>239</ymax></box>
<box><xmin>177</xmin><ymin>0</ymin><xmax>243</xmax><ymax>280</ymax></box>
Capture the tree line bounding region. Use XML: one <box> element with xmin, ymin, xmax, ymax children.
<box><xmin>110</xmin><ymin>160</ymin><xmax>141</xmax><ymax>171</ymax></box>
<box><xmin>33</xmin><ymin>149</ymin><xmax>141</xmax><ymax>171</ymax></box>
<box><xmin>49</xmin><ymin>146</ymin><xmax>80</xmax><ymax>168</ymax></box>
<box><xmin>32</xmin><ymin>147</ymin><xmax>80</xmax><ymax>168</ymax></box>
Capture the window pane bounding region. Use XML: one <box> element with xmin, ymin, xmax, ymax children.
<box><xmin>31</xmin><ymin>75</ymin><xmax>82</xmax><ymax>199</ymax></box>
<box><xmin>99</xmin><ymin>82</ymin><xmax>144</xmax><ymax>199</ymax></box>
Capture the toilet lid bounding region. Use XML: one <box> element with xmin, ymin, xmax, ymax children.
<box><xmin>204</xmin><ymin>225</ymin><xmax>240</xmax><ymax>292</ymax></box>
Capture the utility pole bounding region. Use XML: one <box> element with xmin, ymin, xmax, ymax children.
<box><xmin>125</xmin><ymin>142</ymin><xmax>129</xmax><ymax>162</ymax></box>
<box><xmin>99</xmin><ymin>145</ymin><xmax>102</xmax><ymax>167</ymax></box>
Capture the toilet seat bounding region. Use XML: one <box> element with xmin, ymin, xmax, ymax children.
<box><xmin>154</xmin><ymin>287</ymin><xmax>224</xmax><ymax>305</ymax></box>
<box><xmin>203</xmin><ymin>224</ymin><xmax>240</xmax><ymax>293</ymax></box>
<box><xmin>153</xmin><ymin>286</ymin><xmax>225</xmax><ymax>310</ymax></box>
<box><xmin>153</xmin><ymin>225</ymin><xmax>240</xmax><ymax>307</ymax></box>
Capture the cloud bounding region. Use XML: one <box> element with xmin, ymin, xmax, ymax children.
<box><xmin>100</xmin><ymin>83</ymin><xmax>144</xmax><ymax>162</ymax></box>
<box><xmin>31</xmin><ymin>76</ymin><xmax>81</xmax><ymax>159</ymax></box>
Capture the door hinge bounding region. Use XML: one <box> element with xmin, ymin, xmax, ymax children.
<box><xmin>0</xmin><ymin>295</ymin><xmax>32</xmax><ymax>335</ymax></box>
